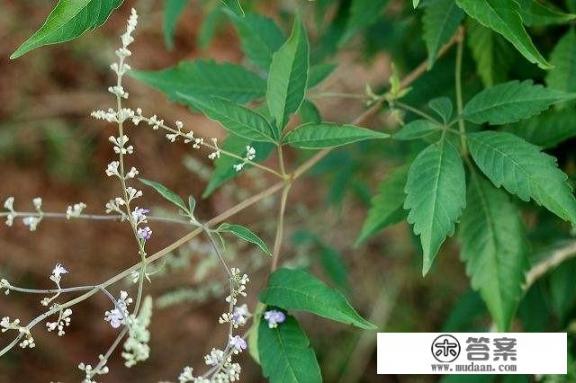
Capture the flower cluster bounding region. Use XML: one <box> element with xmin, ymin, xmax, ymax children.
<box><xmin>122</xmin><ymin>296</ymin><xmax>153</xmax><ymax>367</ymax></box>
<box><xmin>178</xmin><ymin>348</ymin><xmax>241</xmax><ymax>383</ymax></box>
<box><xmin>104</xmin><ymin>291</ymin><xmax>133</xmax><ymax>329</ymax></box>
<box><xmin>46</xmin><ymin>307</ymin><xmax>73</xmax><ymax>336</ymax></box>
<box><xmin>41</xmin><ymin>263</ymin><xmax>69</xmax><ymax>307</ymax></box>
<box><xmin>1</xmin><ymin>317</ymin><xmax>35</xmax><ymax>348</ymax></box>
<box><xmin>3</xmin><ymin>196</ymin><xmax>44</xmax><ymax>231</ymax></box>
<box><xmin>232</xmin><ymin>146</ymin><xmax>256</xmax><ymax>172</ymax></box>
<box><xmin>66</xmin><ymin>202</ymin><xmax>87</xmax><ymax>219</ymax></box>
<box><xmin>0</xmin><ymin>279</ymin><xmax>11</xmax><ymax>295</ymax></box>
<box><xmin>78</xmin><ymin>355</ymin><xmax>109</xmax><ymax>383</ymax></box>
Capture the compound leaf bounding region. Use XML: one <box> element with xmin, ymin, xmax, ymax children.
<box><xmin>178</xmin><ymin>94</ymin><xmax>277</xmax><ymax>142</ymax></box>
<box><xmin>463</xmin><ymin>80</ymin><xmax>575</xmax><ymax>125</ymax></box>
<box><xmin>423</xmin><ymin>0</ymin><xmax>464</xmax><ymax>67</ymax></box>
<box><xmin>356</xmin><ymin>165</ymin><xmax>409</xmax><ymax>245</ymax></box>
<box><xmin>468</xmin><ymin>131</ymin><xmax>576</xmax><ymax>224</ymax></box>
<box><xmin>459</xmin><ymin>171</ymin><xmax>528</xmax><ymax>331</ymax></box>
<box><xmin>546</xmin><ymin>29</ymin><xmax>576</xmax><ymax>97</ymax></box>
<box><xmin>284</xmin><ymin>123</ymin><xmax>389</xmax><ymax>149</ymax></box>
<box><xmin>11</xmin><ymin>0</ymin><xmax>123</xmax><ymax>59</ymax></box>
<box><xmin>259</xmin><ymin>268</ymin><xmax>376</xmax><ymax>330</ymax></box>
<box><xmin>130</xmin><ymin>60</ymin><xmax>266</xmax><ymax>104</ymax></box>
<box><xmin>221</xmin><ymin>0</ymin><xmax>244</xmax><ymax>17</ymax></box>
<box><xmin>404</xmin><ymin>139</ymin><xmax>466</xmax><ymax>275</ymax></box>
<box><xmin>218</xmin><ymin>223</ymin><xmax>271</xmax><ymax>256</ymax></box>
<box><xmin>455</xmin><ymin>0</ymin><xmax>550</xmax><ymax>69</ymax></box>
<box><xmin>267</xmin><ymin>17</ymin><xmax>310</xmax><ymax>132</ymax></box>
<box><xmin>258</xmin><ymin>314</ymin><xmax>321</xmax><ymax>383</ymax></box>
<box><xmin>139</xmin><ymin>178</ymin><xmax>188</xmax><ymax>212</ymax></box>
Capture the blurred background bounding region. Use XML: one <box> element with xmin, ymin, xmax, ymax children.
<box><xmin>0</xmin><ymin>0</ymin><xmax>574</xmax><ymax>382</ymax></box>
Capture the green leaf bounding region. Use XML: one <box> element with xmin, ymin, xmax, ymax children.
<box><xmin>467</xmin><ymin>19</ymin><xmax>514</xmax><ymax>87</ymax></box>
<box><xmin>259</xmin><ymin>268</ymin><xmax>376</xmax><ymax>330</ymax></box>
<box><xmin>463</xmin><ymin>80</ymin><xmax>575</xmax><ymax>125</ymax></box>
<box><xmin>299</xmin><ymin>100</ymin><xmax>322</xmax><ymax>125</ymax></box>
<box><xmin>11</xmin><ymin>0</ymin><xmax>123</xmax><ymax>59</ymax></box>
<box><xmin>422</xmin><ymin>0</ymin><xmax>464</xmax><ymax>68</ymax></box>
<box><xmin>413</xmin><ymin>0</ymin><xmax>421</xmax><ymax>8</ymax></box>
<box><xmin>284</xmin><ymin>123</ymin><xmax>389</xmax><ymax>149</ymax></box>
<box><xmin>404</xmin><ymin>139</ymin><xmax>466</xmax><ymax>275</ymax></box>
<box><xmin>197</xmin><ymin>8</ymin><xmax>225</xmax><ymax>49</ymax></box>
<box><xmin>163</xmin><ymin>0</ymin><xmax>188</xmax><ymax>50</ymax></box>
<box><xmin>546</xmin><ymin>30</ymin><xmax>576</xmax><ymax>97</ymax></box>
<box><xmin>455</xmin><ymin>0</ymin><xmax>551</xmax><ymax>69</ymax></box>
<box><xmin>458</xmin><ymin>171</ymin><xmax>528</xmax><ymax>331</ymax></box>
<box><xmin>504</xmin><ymin>109</ymin><xmax>576</xmax><ymax>149</ymax></box>
<box><xmin>139</xmin><ymin>178</ymin><xmax>188</xmax><ymax>212</ymax></box>
<box><xmin>229</xmin><ymin>12</ymin><xmax>285</xmax><ymax>70</ymax></box>
<box><xmin>428</xmin><ymin>97</ymin><xmax>453</xmax><ymax>123</ymax></box>
<box><xmin>356</xmin><ymin>165</ymin><xmax>409</xmax><ymax>245</ymax></box>
<box><xmin>178</xmin><ymin>94</ymin><xmax>277</xmax><ymax>142</ymax></box>
<box><xmin>203</xmin><ymin>135</ymin><xmax>274</xmax><ymax>197</ymax></box>
<box><xmin>267</xmin><ymin>17</ymin><xmax>310</xmax><ymax>131</ymax></box>
<box><xmin>221</xmin><ymin>0</ymin><xmax>244</xmax><ymax>17</ymax></box>
<box><xmin>468</xmin><ymin>131</ymin><xmax>576</xmax><ymax>224</ymax></box>
<box><xmin>516</xmin><ymin>0</ymin><xmax>576</xmax><ymax>27</ymax></box>
<box><xmin>394</xmin><ymin>120</ymin><xmax>440</xmax><ymax>141</ymax></box>
<box><xmin>549</xmin><ymin>259</ymin><xmax>576</xmax><ymax>321</ymax></box>
<box><xmin>346</xmin><ymin>0</ymin><xmax>390</xmax><ymax>35</ymax></box>
<box><xmin>258</xmin><ymin>314</ymin><xmax>322</xmax><ymax>383</ymax></box>
<box><xmin>130</xmin><ymin>60</ymin><xmax>266</xmax><ymax>104</ymax></box>
<box><xmin>217</xmin><ymin>223</ymin><xmax>271</xmax><ymax>256</ymax></box>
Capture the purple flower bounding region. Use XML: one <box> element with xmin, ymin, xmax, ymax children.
<box><xmin>231</xmin><ymin>304</ymin><xmax>249</xmax><ymax>326</ymax></box>
<box><xmin>137</xmin><ymin>226</ymin><xmax>152</xmax><ymax>241</ymax></box>
<box><xmin>264</xmin><ymin>310</ymin><xmax>286</xmax><ymax>328</ymax></box>
<box><xmin>229</xmin><ymin>335</ymin><xmax>247</xmax><ymax>352</ymax></box>
<box><xmin>132</xmin><ymin>207</ymin><xmax>150</xmax><ymax>224</ymax></box>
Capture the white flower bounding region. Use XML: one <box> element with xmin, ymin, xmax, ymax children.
<box><xmin>22</xmin><ymin>216</ymin><xmax>41</xmax><ymax>231</ymax></box>
<box><xmin>104</xmin><ymin>291</ymin><xmax>133</xmax><ymax>329</ymax></box>
<box><xmin>32</xmin><ymin>197</ymin><xmax>42</xmax><ymax>211</ymax></box>
<box><xmin>105</xmin><ymin>161</ymin><xmax>120</xmax><ymax>177</ymax></box>
<box><xmin>46</xmin><ymin>308</ymin><xmax>72</xmax><ymax>336</ymax></box>
<box><xmin>50</xmin><ymin>263</ymin><xmax>68</xmax><ymax>284</ymax></box>
<box><xmin>246</xmin><ymin>146</ymin><xmax>256</xmax><ymax>161</ymax></box>
<box><xmin>3</xmin><ymin>196</ymin><xmax>15</xmax><ymax>211</ymax></box>
<box><xmin>125</xmin><ymin>167</ymin><xmax>139</xmax><ymax>179</ymax></box>
<box><xmin>66</xmin><ymin>202</ymin><xmax>87</xmax><ymax>219</ymax></box>
<box><xmin>0</xmin><ymin>279</ymin><xmax>10</xmax><ymax>295</ymax></box>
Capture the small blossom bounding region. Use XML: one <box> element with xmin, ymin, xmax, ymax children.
<box><xmin>32</xmin><ymin>197</ymin><xmax>42</xmax><ymax>211</ymax></box>
<box><xmin>126</xmin><ymin>187</ymin><xmax>143</xmax><ymax>201</ymax></box>
<box><xmin>0</xmin><ymin>279</ymin><xmax>10</xmax><ymax>295</ymax></box>
<box><xmin>105</xmin><ymin>161</ymin><xmax>120</xmax><ymax>177</ymax></box>
<box><xmin>137</xmin><ymin>226</ymin><xmax>152</xmax><ymax>241</ymax></box>
<box><xmin>46</xmin><ymin>308</ymin><xmax>73</xmax><ymax>336</ymax></box>
<box><xmin>22</xmin><ymin>216</ymin><xmax>41</xmax><ymax>231</ymax></box>
<box><xmin>66</xmin><ymin>202</ymin><xmax>87</xmax><ymax>219</ymax></box>
<box><xmin>131</xmin><ymin>207</ymin><xmax>149</xmax><ymax>225</ymax></box>
<box><xmin>4</xmin><ymin>196</ymin><xmax>15</xmax><ymax>211</ymax></box>
<box><xmin>50</xmin><ymin>263</ymin><xmax>68</xmax><ymax>284</ymax></box>
<box><xmin>229</xmin><ymin>335</ymin><xmax>247</xmax><ymax>353</ymax></box>
<box><xmin>231</xmin><ymin>304</ymin><xmax>250</xmax><ymax>327</ymax></box>
<box><xmin>104</xmin><ymin>291</ymin><xmax>133</xmax><ymax>329</ymax></box>
<box><xmin>204</xmin><ymin>348</ymin><xmax>225</xmax><ymax>366</ymax></box>
<box><xmin>264</xmin><ymin>310</ymin><xmax>286</xmax><ymax>328</ymax></box>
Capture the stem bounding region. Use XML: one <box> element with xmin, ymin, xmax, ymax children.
<box><xmin>271</xmin><ymin>183</ymin><xmax>292</xmax><ymax>271</ymax></box>
<box><xmin>455</xmin><ymin>27</ymin><xmax>467</xmax><ymax>154</ymax></box>
<box><xmin>394</xmin><ymin>101</ymin><xmax>440</xmax><ymax>124</ymax></box>
<box><xmin>524</xmin><ymin>241</ymin><xmax>576</xmax><ymax>290</ymax></box>
<box><xmin>0</xmin><ymin>211</ymin><xmax>190</xmax><ymax>225</ymax></box>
